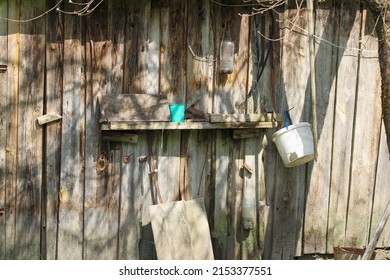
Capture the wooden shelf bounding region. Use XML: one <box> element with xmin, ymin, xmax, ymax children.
<box><xmin>100</xmin><ymin>113</ymin><xmax>281</xmax><ymax>131</ymax></box>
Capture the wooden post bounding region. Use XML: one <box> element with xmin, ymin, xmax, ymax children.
<box><xmin>362</xmin><ymin>200</ymin><xmax>390</xmax><ymax>260</ymax></box>
<box><xmin>306</xmin><ymin>0</ymin><xmax>318</xmax><ymax>160</ymax></box>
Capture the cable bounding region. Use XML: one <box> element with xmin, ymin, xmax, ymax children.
<box><xmin>0</xmin><ymin>0</ymin><xmax>63</xmax><ymax>23</ymax></box>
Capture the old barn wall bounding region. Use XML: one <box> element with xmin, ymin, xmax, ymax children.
<box><xmin>0</xmin><ymin>0</ymin><xmax>389</xmax><ymax>260</ymax></box>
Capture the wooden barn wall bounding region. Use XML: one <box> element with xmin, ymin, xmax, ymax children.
<box><xmin>0</xmin><ymin>0</ymin><xmax>389</xmax><ymax>260</ymax></box>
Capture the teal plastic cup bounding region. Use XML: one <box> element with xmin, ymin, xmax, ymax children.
<box><xmin>169</xmin><ymin>104</ymin><xmax>185</xmax><ymax>122</ymax></box>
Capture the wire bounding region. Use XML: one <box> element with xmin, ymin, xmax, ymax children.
<box><xmin>57</xmin><ymin>0</ymin><xmax>104</xmax><ymax>16</ymax></box>
<box><xmin>210</xmin><ymin>0</ymin><xmax>261</xmax><ymax>7</ymax></box>
<box><xmin>0</xmin><ymin>0</ymin><xmax>63</xmax><ymax>23</ymax></box>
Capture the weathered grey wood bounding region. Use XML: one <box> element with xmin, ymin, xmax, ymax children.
<box><xmin>84</xmin><ymin>147</ymin><xmax>121</xmax><ymax>260</ymax></box>
<box><xmin>213</xmin><ymin>130</ymin><xmax>231</xmax><ymax>259</ymax></box>
<box><xmin>84</xmin><ymin>0</ymin><xmax>121</xmax><ymax>260</ymax></box>
<box><xmin>57</xmin><ymin>13</ymin><xmax>85</xmax><ymax>260</ymax></box>
<box><xmin>99</xmin><ymin>94</ymin><xmax>170</xmax><ymax>122</ymax></box>
<box><xmin>15</xmin><ymin>0</ymin><xmax>45</xmax><ymax>259</ymax></box>
<box><xmin>101</xmin><ymin>120</ymin><xmax>277</xmax><ymax>130</ymax></box>
<box><xmin>102</xmin><ymin>132</ymin><xmax>138</xmax><ymax>144</ymax></box>
<box><xmin>184</xmin><ymin>130</ymin><xmax>211</xmax><ymax>199</ymax></box>
<box><xmin>226</xmin><ymin>139</ymin><xmax>244</xmax><ymax>259</ymax></box>
<box><xmin>362</xmin><ymin>200</ymin><xmax>390</xmax><ymax>260</ymax></box>
<box><xmin>213</xmin><ymin>4</ymin><xmax>250</xmax><ymax>114</ymax></box>
<box><xmin>4</xmin><ymin>0</ymin><xmax>19</xmax><ymax>260</ymax></box>
<box><xmin>44</xmin><ymin>0</ymin><xmax>64</xmax><ymax>260</ymax></box>
<box><xmin>37</xmin><ymin>112</ymin><xmax>62</xmax><ymax>125</ymax></box>
<box><xmin>148</xmin><ymin>2</ymin><xmax>160</xmax><ymax>95</ymax></box>
<box><xmin>186</xmin><ymin>0</ymin><xmax>213</xmax><ymax>113</ymax></box>
<box><xmin>109</xmin><ymin>0</ymin><xmax>126</xmax><ymax>96</ymax></box>
<box><xmin>303</xmin><ymin>2</ymin><xmax>337</xmax><ymax>254</ymax></box>
<box><xmin>160</xmin><ymin>0</ymin><xmax>187</xmax><ymax>104</ymax></box>
<box><xmin>210</xmin><ymin>113</ymin><xmax>278</xmax><ymax>123</ymax></box>
<box><xmin>329</xmin><ymin>0</ymin><xmax>362</xmax><ymax>249</ymax></box>
<box><xmin>124</xmin><ymin>1</ymin><xmax>151</xmax><ymax>94</ymax></box>
<box><xmin>269</xmin><ymin>7</ymin><xmax>309</xmax><ymax>259</ymax></box>
<box><xmin>345</xmin><ymin>8</ymin><xmax>382</xmax><ymax>249</ymax></box>
<box><xmin>149</xmin><ymin>198</ymin><xmax>214</xmax><ymax>260</ymax></box>
<box><xmin>371</xmin><ymin>123</ymin><xmax>390</xmax><ymax>247</ymax></box>
<box><xmin>154</xmin><ymin>131</ymin><xmax>181</xmax><ymax>203</ymax></box>
<box><xmin>242</xmin><ymin>136</ymin><xmax>262</xmax><ymax>260</ymax></box>
<box><xmin>118</xmin><ymin>143</ymin><xmax>142</xmax><ymax>259</ymax></box>
<box><xmin>0</xmin><ymin>0</ymin><xmax>7</xmax><ymax>260</ymax></box>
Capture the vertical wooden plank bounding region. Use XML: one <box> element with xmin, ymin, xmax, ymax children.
<box><xmin>155</xmin><ymin>131</ymin><xmax>181</xmax><ymax>203</ymax></box>
<box><xmin>84</xmin><ymin>145</ymin><xmax>121</xmax><ymax>260</ymax></box>
<box><xmin>15</xmin><ymin>0</ymin><xmax>45</xmax><ymax>259</ymax></box>
<box><xmin>345</xmin><ymin>8</ymin><xmax>381</xmax><ymax>248</ymax></box>
<box><xmin>138</xmin><ymin>132</ymin><xmax>156</xmax><ymax>260</ymax></box>
<box><xmin>329</xmin><ymin>0</ymin><xmax>361</xmax><ymax>249</ymax></box>
<box><xmin>186</xmin><ymin>0</ymin><xmax>213</xmax><ymax>112</ymax></box>
<box><xmin>84</xmin><ymin>0</ymin><xmax>123</xmax><ymax>260</ymax></box>
<box><xmin>212</xmin><ymin>130</ymin><xmax>230</xmax><ymax>259</ymax></box>
<box><xmin>118</xmin><ymin>142</ymin><xmax>142</xmax><ymax>259</ymax></box>
<box><xmin>4</xmin><ymin>0</ymin><xmax>19</xmax><ymax>260</ymax></box>
<box><xmin>110</xmin><ymin>0</ymin><xmax>126</xmax><ymax>96</ymax></box>
<box><xmin>160</xmin><ymin>0</ymin><xmax>187</xmax><ymax>103</ymax></box>
<box><xmin>0</xmin><ymin>0</ymin><xmax>7</xmax><ymax>260</ymax></box>
<box><xmin>124</xmin><ymin>1</ymin><xmax>151</xmax><ymax>94</ymax></box>
<box><xmin>248</xmin><ymin>13</ymin><xmax>272</xmax><ymax>114</ymax></box>
<box><xmin>226</xmin><ymin>139</ymin><xmax>244</xmax><ymax>260</ymax></box>
<box><xmin>57</xmin><ymin>12</ymin><xmax>85</xmax><ymax>259</ymax></box>
<box><xmin>148</xmin><ymin>1</ymin><xmax>161</xmax><ymax>95</ymax></box>
<box><xmin>303</xmin><ymin>1</ymin><xmax>337</xmax><ymax>254</ymax></box>
<box><xmin>261</xmin><ymin>129</ymin><xmax>278</xmax><ymax>259</ymax></box>
<box><xmin>45</xmin><ymin>0</ymin><xmax>64</xmax><ymax>260</ymax></box>
<box><xmin>372</xmin><ymin>124</ymin><xmax>390</xmax><ymax>246</ymax></box>
<box><xmin>213</xmin><ymin>4</ymin><xmax>251</xmax><ymax>114</ymax></box>
<box><xmin>242</xmin><ymin>136</ymin><xmax>263</xmax><ymax>260</ymax></box>
<box><xmin>268</xmin><ymin>7</ymin><xmax>309</xmax><ymax>259</ymax></box>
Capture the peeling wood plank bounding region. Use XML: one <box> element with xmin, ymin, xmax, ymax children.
<box><xmin>57</xmin><ymin>13</ymin><xmax>85</xmax><ymax>260</ymax></box>
<box><xmin>15</xmin><ymin>0</ymin><xmax>45</xmax><ymax>259</ymax></box>
<box><xmin>44</xmin><ymin>0</ymin><xmax>64</xmax><ymax>260</ymax></box>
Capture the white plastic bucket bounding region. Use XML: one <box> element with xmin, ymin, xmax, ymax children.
<box><xmin>272</xmin><ymin>122</ymin><xmax>315</xmax><ymax>168</ymax></box>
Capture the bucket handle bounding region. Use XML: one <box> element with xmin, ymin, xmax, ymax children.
<box><xmin>284</xmin><ymin>108</ymin><xmax>293</xmax><ymax>129</ymax></box>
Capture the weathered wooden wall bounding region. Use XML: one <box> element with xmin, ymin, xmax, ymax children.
<box><xmin>0</xmin><ymin>0</ymin><xmax>389</xmax><ymax>260</ymax></box>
